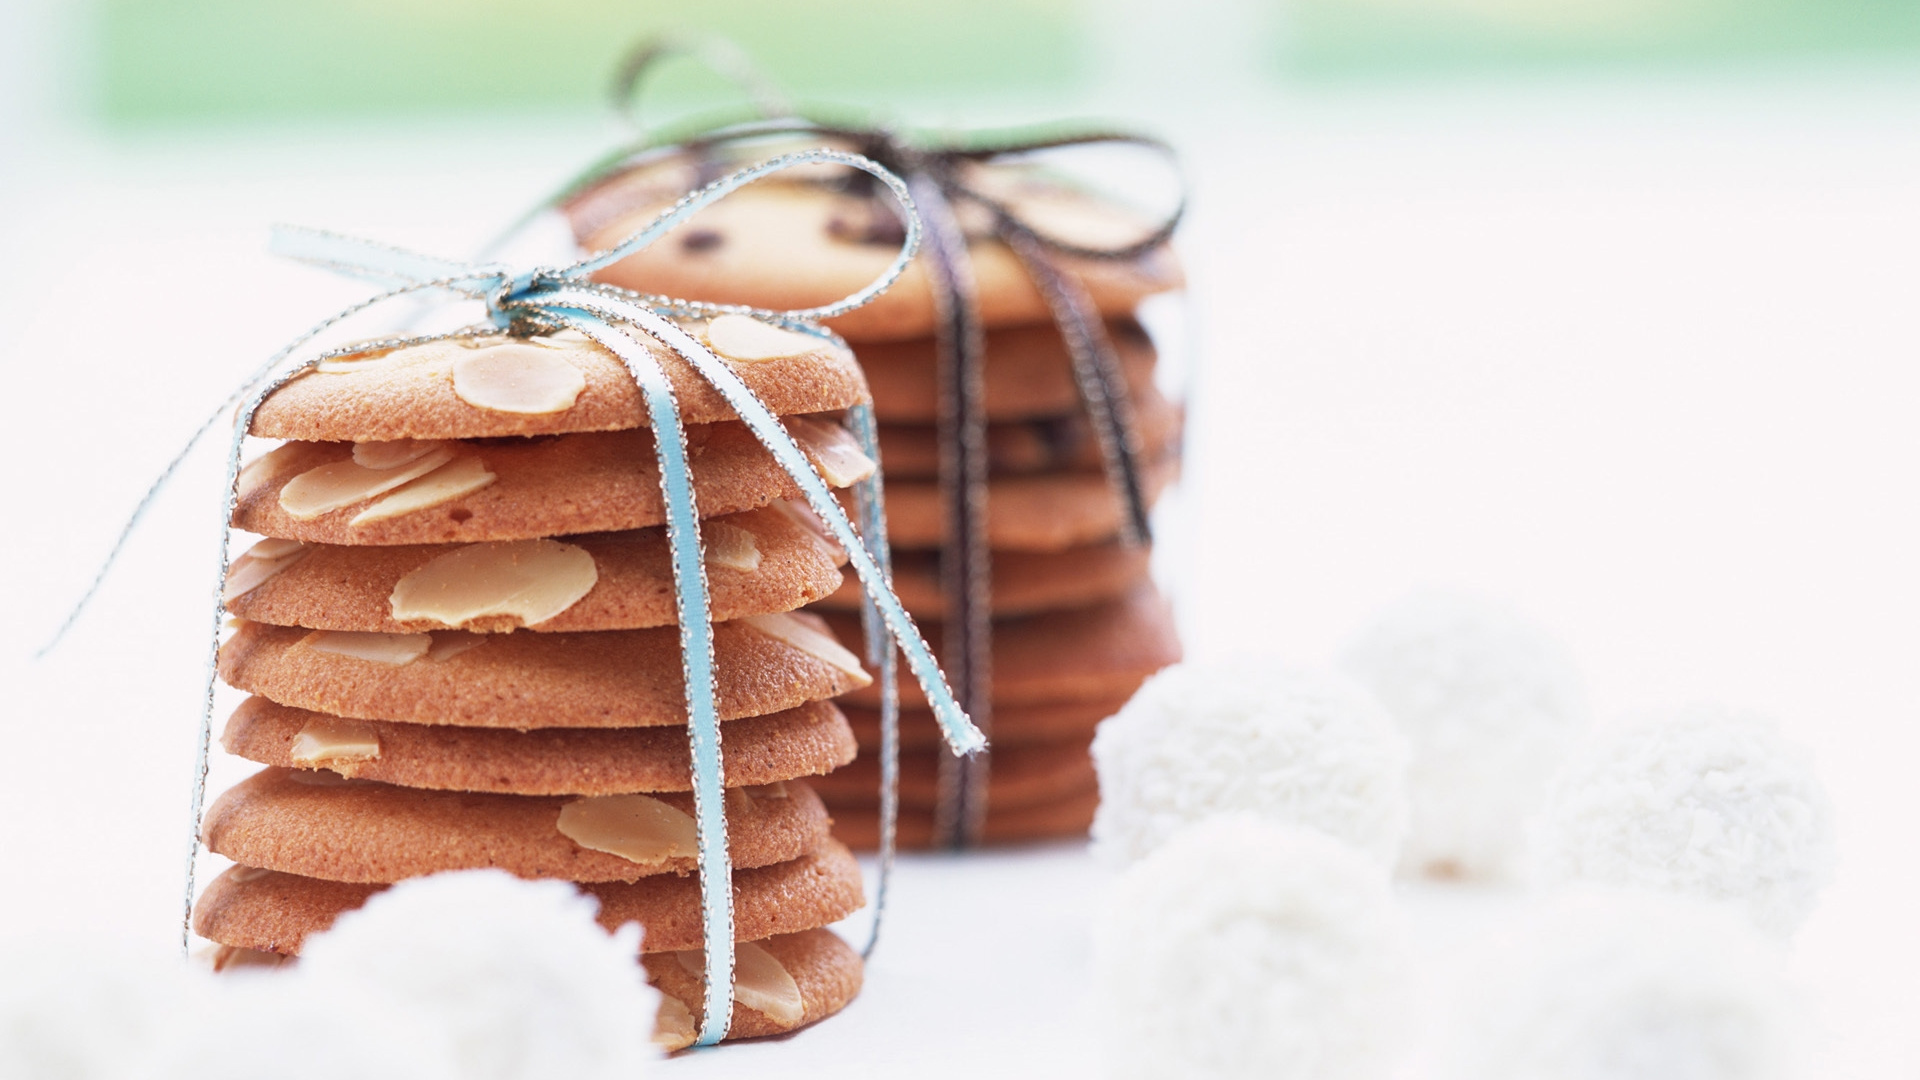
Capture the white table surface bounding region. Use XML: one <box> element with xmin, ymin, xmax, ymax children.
<box><xmin>3</xmin><ymin>72</ymin><xmax>1918</xmax><ymax>1076</ymax></box>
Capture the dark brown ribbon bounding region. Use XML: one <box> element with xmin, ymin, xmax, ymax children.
<box><xmin>589</xmin><ymin>46</ymin><xmax>1185</xmax><ymax>847</ymax></box>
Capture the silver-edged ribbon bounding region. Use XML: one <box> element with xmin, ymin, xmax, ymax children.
<box><xmin>565</xmin><ymin>42</ymin><xmax>1185</xmax><ymax>847</ymax></box>
<box><xmin>43</xmin><ymin>148</ymin><xmax>982</xmax><ymax>1050</ymax></box>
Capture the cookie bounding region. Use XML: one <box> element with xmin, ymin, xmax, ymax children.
<box><xmin>829</xmin><ymin>786</ymin><xmax>1100</xmax><ymax>850</ymax></box>
<box><xmin>865</xmin><ymin>451</ymin><xmax>1179</xmax><ymax>552</ymax></box>
<box><xmin>220</xmin><ymin>697</ymin><xmax>856</xmax><ymax>796</ymax></box>
<box><xmin>569</xmin><ymin>157</ymin><xmax>1182</xmax><ymax>342</ymax></box>
<box><xmin>856</xmin><ymin>319</ymin><xmax>1158</xmax><ymax>422</ymax></box>
<box><xmin>232</xmin><ymin>420</ymin><xmax>869</xmax><ymax>546</ymax></box>
<box><xmin>842</xmin><ymin>695</ymin><xmax>1130</xmax><ymax>752</ymax></box>
<box><xmin>250</xmin><ymin>326</ymin><xmax>868</xmax><ymax>442</ymax></box>
<box><xmin>218</xmin><ymin>613</ymin><xmax>869</xmax><ymax>730</ymax></box>
<box><xmin>202</xmin><ymin>767</ymin><xmax>831</xmax><ymax>883</ymax></box>
<box><xmin>817</xmin><ymin>543</ymin><xmax>1152</xmax><ymax>619</ymax></box>
<box><xmin>224</xmin><ymin>507</ymin><xmax>845</xmax><ymax>634</ymax></box>
<box><xmin>643</xmin><ymin>927</ymin><xmax>864</xmax><ymax>1047</ymax></box>
<box><xmin>873</xmin><ymin>385</ymin><xmax>1182</xmax><ymax>480</ymax></box>
<box><xmin>193</xmin><ymin>840</ymin><xmax>864</xmax><ymax>956</ymax></box>
<box><xmin>833</xmin><ymin>583</ymin><xmax>1181</xmax><ymax>711</ymax></box>
<box><xmin>812</xmin><ymin>738</ymin><xmax>1094</xmax><ymax>813</ymax></box>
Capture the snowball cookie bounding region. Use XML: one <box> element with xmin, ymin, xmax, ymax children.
<box><xmin>1091</xmin><ymin>660</ymin><xmax>1410</xmax><ymax>866</ymax></box>
<box><xmin>296</xmin><ymin>870</ymin><xmax>663</xmax><ymax>1077</ymax></box>
<box><xmin>1339</xmin><ymin>592</ymin><xmax>1587</xmax><ymax>881</ymax></box>
<box><xmin>1535</xmin><ymin>704</ymin><xmax>1835</xmax><ymax>938</ymax></box>
<box><xmin>1093</xmin><ymin>816</ymin><xmax>1409</xmax><ymax>1080</ymax></box>
<box><xmin>1441</xmin><ymin>887</ymin><xmax>1808</xmax><ymax>1080</ymax></box>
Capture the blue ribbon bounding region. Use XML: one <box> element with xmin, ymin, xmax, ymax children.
<box><xmin>48</xmin><ymin>147</ymin><xmax>982</xmax><ymax>1050</ymax></box>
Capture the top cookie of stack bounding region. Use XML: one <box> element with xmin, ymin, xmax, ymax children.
<box><xmin>570</xmin><ymin>154</ymin><xmax>1184</xmax><ymax>847</ymax></box>
<box><xmin>196</xmin><ymin>317</ymin><xmax>888</xmax><ymax>1047</ymax></box>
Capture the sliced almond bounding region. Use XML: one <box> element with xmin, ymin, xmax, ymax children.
<box><xmin>352</xmin><ymin>439</ymin><xmax>446</xmax><ymax>469</ymax></box>
<box><xmin>556</xmin><ymin>794</ymin><xmax>698</xmax><ymax>868</ymax></box>
<box><xmin>209</xmin><ymin>945</ymin><xmax>292</xmax><ymax>974</ymax></box>
<box><xmin>302</xmin><ymin>629</ymin><xmax>432</xmax><ymax>665</ymax></box>
<box><xmin>703</xmin><ymin>314</ymin><xmax>822</xmax><ymax>362</ymax></box>
<box><xmin>652</xmin><ymin>995</ymin><xmax>697</xmax><ymax>1051</ymax></box>
<box><xmin>350</xmin><ymin>456</ymin><xmax>496</xmax><ymax>525</ymax></box>
<box><xmin>674</xmin><ymin>941</ymin><xmax>805</xmax><ymax>1024</ymax></box>
<box><xmin>223</xmin><ymin>540</ymin><xmax>310</xmax><ymax>602</ymax></box>
<box><xmin>425</xmin><ymin>632</ymin><xmax>489</xmax><ymax>662</ymax></box>
<box><xmin>771</xmin><ymin>499</ymin><xmax>845</xmax><ymax>559</ymax></box>
<box><xmin>702</xmin><ymin>521</ymin><xmax>762</xmax><ymax>573</ymax></box>
<box><xmin>740</xmin><ymin>612</ymin><xmax>869</xmax><ymax>679</ymax></box>
<box><xmin>389</xmin><ymin>539</ymin><xmax>598</xmax><ymax>629</ymax></box>
<box><xmin>288</xmin><ymin>717</ymin><xmax>381</xmax><ymax>769</ymax></box>
<box><xmin>782</xmin><ymin>416</ymin><xmax>875</xmax><ymax>487</ymax></box>
<box><xmin>237</xmin><ymin>443</ymin><xmax>302</xmax><ymax>500</ymax></box>
<box><xmin>451</xmin><ymin>343</ymin><xmax>587</xmax><ymax>414</ymax></box>
<box><xmin>278</xmin><ymin>448</ymin><xmax>456</xmax><ymax>520</ymax></box>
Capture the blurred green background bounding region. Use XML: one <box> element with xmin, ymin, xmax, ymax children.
<box><xmin>86</xmin><ymin>0</ymin><xmax>1920</xmax><ymax>124</ymax></box>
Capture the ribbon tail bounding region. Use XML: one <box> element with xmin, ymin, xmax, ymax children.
<box><xmin>1004</xmin><ymin>229</ymin><xmax>1155</xmax><ymax>547</ymax></box>
<box><xmin>269</xmin><ymin>226</ymin><xmax>505</xmax><ymax>295</ymax></box>
<box><xmin>845</xmin><ymin>403</ymin><xmax>899</xmax><ymax>956</ymax></box>
<box><xmin>555</xmin><ymin>309</ymin><xmax>736</xmax><ymax>1047</ymax></box>
<box><xmin>911</xmin><ymin>173</ymin><xmax>995</xmax><ymax>851</ymax></box>
<box><xmin>181</xmin><ymin>356</ymin><xmax>333</xmax><ymax>953</ymax></box>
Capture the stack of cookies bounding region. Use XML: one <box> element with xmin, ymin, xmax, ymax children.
<box><xmin>569</xmin><ymin>150</ymin><xmax>1186</xmax><ymax>846</ymax></box>
<box><xmin>192</xmin><ymin>321</ymin><xmax>894</xmax><ymax>1046</ymax></box>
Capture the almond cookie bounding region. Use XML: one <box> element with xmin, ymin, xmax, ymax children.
<box><xmin>813</xmin><ymin>738</ymin><xmax>1094</xmax><ymax>813</ymax></box>
<box><xmin>642</xmin><ymin>927</ymin><xmax>864</xmax><ymax>1048</ymax></box>
<box><xmin>232</xmin><ymin>420</ymin><xmax>869</xmax><ymax>546</ymax></box>
<box><xmin>842</xmin><ymin>695</ymin><xmax>1129</xmax><ymax>752</ymax></box>
<box><xmin>865</xmin><ymin>451</ymin><xmax>1179</xmax><ymax>552</ymax></box>
<box><xmin>218</xmin><ymin>613</ymin><xmax>869</xmax><ymax>729</ymax></box>
<box><xmin>202</xmin><ymin>767</ymin><xmax>831</xmax><ymax>883</ymax></box>
<box><xmin>874</xmin><ymin>384</ymin><xmax>1182</xmax><ymax>480</ymax></box>
<box><xmin>224</xmin><ymin>507</ymin><xmax>845</xmax><ymax>634</ymax></box>
<box><xmin>831</xmin><ymin>786</ymin><xmax>1100</xmax><ymax>850</ymax></box>
<box><xmin>856</xmin><ymin>319</ymin><xmax>1158</xmax><ymax>422</ymax></box>
<box><xmin>833</xmin><ymin>584</ymin><xmax>1181</xmax><ymax>711</ymax></box>
<box><xmin>569</xmin><ymin>159</ymin><xmax>1182</xmax><ymax>342</ymax></box>
<box><xmin>193</xmin><ymin>840</ymin><xmax>864</xmax><ymax>956</ymax></box>
<box><xmin>818</xmin><ymin>543</ymin><xmax>1152</xmax><ymax>619</ymax></box>
<box><xmin>221</xmin><ymin>697</ymin><xmax>856</xmax><ymax>796</ymax></box>
<box><xmin>250</xmin><ymin>327</ymin><xmax>868</xmax><ymax>442</ymax></box>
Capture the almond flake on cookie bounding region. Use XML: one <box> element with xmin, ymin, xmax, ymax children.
<box><xmin>278</xmin><ymin>447</ymin><xmax>456</xmax><ymax>519</ymax></box>
<box><xmin>704</xmin><ymin>314</ymin><xmax>822</xmax><ymax>362</ymax></box>
<box><xmin>701</xmin><ymin>520</ymin><xmax>762</xmax><ymax>572</ymax></box>
<box><xmin>557</xmin><ymin>793</ymin><xmax>699</xmax><ymax>867</ymax></box>
<box><xmin>389</xmin><ymin>539</ymin><xmax>598</xmax><ymax>629</ymax></box>
<box><xmin>741</xmin><ymin>612</ymin><xmax>868</xmax><ymax>678</ymax></box>
<box><xmin>782</xmin><ymin>416</ymin><xmax>875</xmax><ymax>486</ymax></box>
<box><xmin>302</xmin><ymin>629</ymin><xmax>433</xmax><ymax>665</ymax></box>
<box><xmin>289</xmin><ymin>717</ymin><xmax>382</xmax><ymax>769</ymax></box>
<box><xmin>450</xmin><ymin>342</ymin><xmax>588</xmax><ymax>414</ymax></box>
<box><xmin>350</xmin><ymin>456</ymin><xmax>496</xmax><ymax>525</ymax></box>
<box><xmin>676</xmin><ymin>941</ymin><xmax>805</xmax><ymax>1023</ymax></box>
<box><xmin>223</xmin><ymin>539</ymin><xmax>311</xmax><ymax>602</ymax></box>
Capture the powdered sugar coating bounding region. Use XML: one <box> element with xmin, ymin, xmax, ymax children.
<box><xmin>1091</xmin><ymin>660</ymin><xmax>1410</xmax><ymax>866</ymax></box>
<box><xmin>1442</xmin><ymin>887</ymin><xmax>1808</xmax><ymax>1080</ymax></box>
<box><xmin>296</xmin><ymin>870</ymin><xmax>661</xmax><ymax>1078</ymax></box>
<box><xmin>1093</xmin><ymin>816</ymin><xmax>1410</xmax><ymax>1080</ymax></box>
<box><xmin>1339</xmin><ymin>592</ymin><xmax>1588</xmax><ymax>881</ymax></box>
<box><xmin>1535</xmin><ymin>704</ymin><xmax>1836</xmax><ymax>937</ymax></box>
